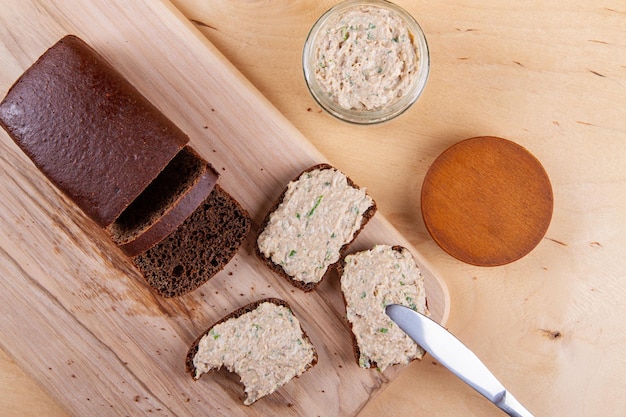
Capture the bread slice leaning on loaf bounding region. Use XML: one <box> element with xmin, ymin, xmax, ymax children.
<box><xmin>0</xmin><ymin>35</ymin><xmax>250</xmax><ymax>297</ymax></box>
<box><xmin>256</xmin><ymin>164</ymin><xmax>376</xmax><ymax>291</ymax></box>
<box><xmin>186</xmin><ymin>298</ymin><xmax>318</xmax><ymax>405</ymax></box>
<box><xmin>108</xmin><ymin>146</ymin><xmax>218</xmax><ymax>257</ymax></box>
<box><xmin>339</xmin><ymin>245</ymin><xmax>427</xmax><ymax>371</ymax></box>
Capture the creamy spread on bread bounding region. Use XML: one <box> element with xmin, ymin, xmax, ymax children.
<box><xmin>257</xmin><ymin>167</ymin><xmax>374</xmax><ymax>284</ymax></box>
<box><xmin>192</xmin><ymin>302</ymin><xmax>316</xmax><ymax>405</ymax></box>
<box><xmin>313</xmin><ymin>5</ymin><xmax>419</xmax><ymax>111</ymax></box>
<box><xmin>341</xmin><ymin>245</ymin><xmax>426</xmax><ymax>370</ymax></box>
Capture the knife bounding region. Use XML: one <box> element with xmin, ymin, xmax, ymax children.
<box><xmin>385</xmin><ymin>304</ymin><xmax>535</xmax><ymax>417</ymax></box>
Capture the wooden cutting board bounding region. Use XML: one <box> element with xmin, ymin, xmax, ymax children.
<box><xmin>0</xmin><ymin>1</ymin><xmax>449</xmax><ymax>416</ymax></box>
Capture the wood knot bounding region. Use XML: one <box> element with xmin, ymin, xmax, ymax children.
<box><xmin>539</xmin><ymin>329</ymin><xmax>563</xmax><ymax>340</ymax></box>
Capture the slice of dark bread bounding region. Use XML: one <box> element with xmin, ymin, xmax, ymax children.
<box><xmin>132</xmin><ymin>184</ymin><xmax>250</xmax><ymax>298</ymax></box>
<box><xmin>186</xmin><ymin>298</ymin><xmax>317</xmax><ymax>405</ymax></box>
<box><xmin>338</xmin><ymin>245</ymin><xmax>427</xmax><ymax>371</ymax></box>
<box><xmin>108</xmin><ymin>146</ymin><xmax>218</xmax><ymax>257</ymax></box>
<box><xmin>256</xmin><ymin>163</ymin><xmax>376</xmax><ymax>292</ymax></box>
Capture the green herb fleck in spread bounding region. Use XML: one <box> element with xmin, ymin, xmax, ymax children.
<box><xmin>307</xmin><ymin>195</ymin><xmax>324</xmax><ymax>217</ymax></box>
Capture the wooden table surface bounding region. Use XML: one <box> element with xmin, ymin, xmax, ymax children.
<box><xmin>1</xmin><ymin>1</ymin><xmax>625</xmax><ymax>416</ymax></box>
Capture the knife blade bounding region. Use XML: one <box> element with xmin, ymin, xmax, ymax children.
<box><xmin>385</xmin><ymin>304</ymin><xmax>534</xmax><ymax>417</ymax></box>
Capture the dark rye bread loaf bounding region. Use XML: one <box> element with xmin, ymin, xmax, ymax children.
<box><xmin>0</xmin><ymin>35</ymin><xmax>191</xmax><ymax>227</ymax></box>
<box><xmin>0</xmin><ymin>35</ymin><xmax>249</xmax><ymax>296</ymax></box>
<box><xmin>256</xmin><ymin>164</ymin><xmax>376</xmax><ymax>292</ymax></box>
<box><xmin>0</xmin><ymin>35</ymin><xmax>220</xmax><ymax>255</ymax></box>
<box><xmin>133</xmin><ymin>184</ymin><xmax>250</xmax><ymax>298</ymax></box>
<box><xmin>186</xmin><ymin>298</ymin><xmax>317</xmax><ymax>405</ymax></box>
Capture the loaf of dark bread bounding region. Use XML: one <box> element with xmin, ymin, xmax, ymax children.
<box><xmin>0</xmin><ymin>35</ymin><xmax>250</xmax><ymax>296</ymax></box>
<box><xmin>338</xmin><ymin>245</ymin><xmax>427</xmax><ymax>371</ymax></box>
<box><xmin>0</xmin><ymin>35</ymin><xmax>193</xmax><ymax>227</ymax></box>
<box><xmin>186</xmin><ymin>298</ymin><xmax>317</xmax><ymax>405</ymax></box>
<box><xmin>256</xmin><ymin>164</ymin><xmax>376</xmax><ymax>291</ymax></box>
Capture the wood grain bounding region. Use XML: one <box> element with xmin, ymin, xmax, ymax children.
<box><xmin>421</xmin><ymin>136</ymin><xmax>553</xmax><ymax>266</ymax></box>
<box><xmin>3</xmin><ymin>0</ymin><xmax>626</xmax><ymax>417</ymax></box>
<box><xmin>0</xmin><ymin>1</ymin><xmax>447</xmax><ymax>417</ymax></box>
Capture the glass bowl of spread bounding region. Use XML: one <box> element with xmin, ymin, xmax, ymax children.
<box><xmin>303</xmin><ymin>0</ymin><xmax>429</xmax><ymax>124</ymax></box>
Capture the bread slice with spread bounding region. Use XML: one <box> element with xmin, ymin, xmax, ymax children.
<box><xmin>256</xmin><ymin>164</ymin><xmax>376</xmax><ymax>291</ymax></box>
<box><xmin>339</xmin><ymin>245</ymin><xmax>427</xmax><ymax>371</ymax></box>
<box><xmin>186</xmin><ymin>298</ymin><xmax>317</xmax><ymax>405</ymax></box>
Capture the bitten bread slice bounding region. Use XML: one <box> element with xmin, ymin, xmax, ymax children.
<box><xmin>186</xmin><ymin>298</ymin><xmax>317</xmax><ymax>405</ymax></box>
<box><xmin>256</xmin><ymin>164</ymin><xmax>376</xmax><ymax>291</ymax></box>
<box><xmin>133</xmin><ymin>184</ymin><xmax>250</xmax><ymax>298</ymax></box>
<box><xmin>339</xmin><ymin>245</ymin><xmax>427</xmax><ymax>371</ymax></box>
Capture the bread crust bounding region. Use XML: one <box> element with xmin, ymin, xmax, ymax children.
<box><xmin>338</xmin><ymin>245</ymin><xmax>422</xmax><ymax>370</ymax></box>
<box><xmin>185</xmin><ymin>297</ymin><xmax>318</xmax><ymax>383</ymax></box>
<box><xmin>255</xmin><ymin>163</ymin><xmax>377</xmax><ymax>292</ymax></box>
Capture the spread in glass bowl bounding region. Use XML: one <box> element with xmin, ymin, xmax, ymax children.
<box><xmin>303</xmin><ymin>0</ymin><xmax>429</xmax><ymax>124</ymax></box>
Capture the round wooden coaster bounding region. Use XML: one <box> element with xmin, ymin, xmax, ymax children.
<box><xmin>421</xmin><ymin>136</ymin><xmax>553</xmax><ymax>266</ymax></box>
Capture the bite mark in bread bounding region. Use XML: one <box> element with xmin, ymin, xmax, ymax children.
<box><xmin>186</xmin><ymin>298</ymin><xmax>317</xmax><ymax>405</ymax></box>
<box><xmin>339</xmin><ymin>245</ymin><xmax>427</xmax><ymax>371</ymax></box>
<box><xmin>256</xmin><ymin>164</ymin><xmax>376</xmax><ymax>291</ymax></box>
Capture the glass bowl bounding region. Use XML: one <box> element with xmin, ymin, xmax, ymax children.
<box><xmin>303</xmin><ymin>0</ymin><xmax>430</xmax><ymax>124</ymax></box>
